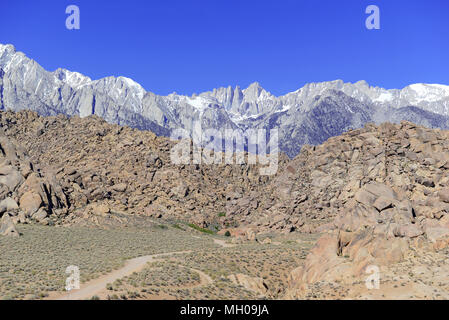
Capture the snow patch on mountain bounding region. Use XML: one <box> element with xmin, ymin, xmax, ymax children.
<box><xmin>119</xmin><ymin>76</ymin><xmax>146</xmax><ymax>100</ymax></box>
<box><xmin>186</xmin><ymin>96</ymin><xmax>210</xmax><ymax>112</ymax></box>
<box><xmin>54</xmin><ymin>68</ymin><xmax>92</xmax><ymax>89</ymax></box>
<box><xmin>406</xmin><ymin>83</ymin><xmax>449</xmax><ymax>103</ymax></box>
<box><xmin>373</xmin><ymin>92</ymin><xmax>394</xmax><ymax>103</ymax></box>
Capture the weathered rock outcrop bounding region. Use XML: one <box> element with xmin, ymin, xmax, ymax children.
<box><xmin>0</xmin><ymin>110</ymin><xmax>286</xmax><ymax>228</ymax></box>
<box><xmin>228</xmin><ymin>274</ymin><xmax>269</xmax><ymax>296</ymax></box>
<box><xmin>2</xmin><ymin>110</ymin><xmax>449</xmax><ymax>240</ymax></box>
<box><xmin>0</xmin><ymin>127</ymin><xmax>68</xmax><ymax>230</ymax></box>
<box><xmin>0</xmin><ymin>213</ymin><xmax>19</xmax><ymax>236</ymax></box>
<box><xmin>283</xmin><ymin>121</ymin><xmax>449</xmax><ymax>298</ymax></box>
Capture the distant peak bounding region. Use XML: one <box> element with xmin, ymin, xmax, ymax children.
<box><xmin>354</xmin><ymin>80</ymin><xmax>369</xmax><ymax>87</ymax></box>
<box><xmin>0</xmin><ymin>43</ymin><xmax>17</xmax><ymax>56</ymax></box>
<box><xmin>246</xmin><ymin>81</ymin><xmax>262</xmax><ymax>90</ymax></box>
<box><xmin>0</xmin><ymin>43</ymin><xmax>16</xmax><ymax>51</ymax></box>
<box><xmin>118</xmin><ymin>76</ymin><xmax>143</xmax><ymax>88</ymax></box>
<box><xmin>53</xmin><ymin>68</ymin><xmax>92</xmax><ymax>89</ymax></box>
<box><xmin>243</xmin><ymin>81</ymin><xmax>266</xmax><ymax>95</ymax></box>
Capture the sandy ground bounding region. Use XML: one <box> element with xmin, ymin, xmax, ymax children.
<box><xmin>47</xmin><ymin>250</ymin><xmax>205</xmax><ymax>300</ymax></box>
<box><xmin>47</xmin><ymin>236</ymin><xmax>235</xmax><ymax>300</ymax></box>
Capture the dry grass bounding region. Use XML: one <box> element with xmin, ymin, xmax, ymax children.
<box><xmin>0</xmin><ymin>223</ymin><xmax>215</xmax><ymax>300</ymax></box>
<box><xmin>108</xmin><ymin>233</ymin><xmax>318</xmax><ymax>300</ymax></box>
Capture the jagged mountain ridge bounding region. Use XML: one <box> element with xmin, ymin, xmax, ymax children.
<box><xmin>1</xmin><ymin>43</ymin><xmax>449</xmax><ymax>157</ymax></box>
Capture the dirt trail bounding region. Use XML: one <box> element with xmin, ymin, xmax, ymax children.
<box><xmin>50</xmin><ymin>250</ymin><xmax>193</xmax><ymax>300</ymax></box>
<box><xmin>189</xmin><ymin>267</ymin><xmax>213</xmax><ymax>288</ymax></box>
<box><xmin>49</xmin><ymin>236</ymin><xmax>234</xmax><ymax>300</ymax></box>
<box><xmin>213</xmin><ymin>238</ymin><xmax>236</xmax><ymax>248</ymax></box>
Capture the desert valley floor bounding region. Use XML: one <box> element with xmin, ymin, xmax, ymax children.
<box><xmin>2</xmin><ymin>220</ymin><xmax>448</xmax><ymax>300</ymax></box>
<box><xmin>1</xmin><ymin>219</ymin><xmax>316</xmax><ymax>300</ymax></box>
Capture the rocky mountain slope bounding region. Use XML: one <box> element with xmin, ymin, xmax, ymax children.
<box><xmin>2</xmin><ymin>43</ymin><xmax>449</xmax><ymax>157</ymax></box>
<box><xmin>1</xmin><ymin>110</ymin><xmax>449</xmax><ymax>238</ymax></box>
<box><xmin>0</xmin><ymin>110</ymin><xmax>288</xmax><ymax>230</ymax></box>
<box><xmin>277</xmin><ymin>121</ymin><xmax>449</xmax><ymax>298</ymax></box>
<box><xmin>0</xmin><ymin>126</ymin><xmax>68</xmax><ymax>235</ymax></box>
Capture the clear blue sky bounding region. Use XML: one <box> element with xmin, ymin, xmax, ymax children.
<box><xmin>1</xmin><ymin>0</ymin><xmax>448</xmax><ymax>96</ymax></box>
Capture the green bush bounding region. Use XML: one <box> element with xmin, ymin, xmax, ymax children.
<box><xmin>172</xmin><ymin>224</ymin><xmax>185</xmax><ymax>231</ymax></box>
<box><xmin>187</xmin><ymin>223</ymin><xmax>215</xmax><ymax>235</ymax></box>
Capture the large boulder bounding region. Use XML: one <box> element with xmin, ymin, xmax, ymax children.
<box><xmin>111</xmin><ymin>183</ymin><xmax>127</xmax><ymax>192</ymax></box>
<box><xmin>0</xmin><ymin>197</ymin><xmax>19</xmax><ymax>214</ymax></box>
<box><xmin>0</xmin><ymin>213</ymin><xmax>19</xmax><ymax>237</ymax></box>
<box><xmin>19</xmin><ymin>191</ymin><xmax>43</xmax><ymax>217</ymax></box>
<box><xmin>0</xmin><ymin>166</ymin><xmax>24</xmax><ymax>192</ymax></box>
<box><xmin>32</xmin><ymin>207</ymin><xmax>48</xmax><ymax>223</ymax></box>
<box><xmin>286</xmin><ymin>227</ymin><xmax>409</xmax><ymax>298</ymax></box>
<box><xmin>228</xmin><ymin>274</ymin><xmax>268</xmax><ymax>296</ymax></box>
<box><xmin>438</xmin><ymin>188</ymin><xmax>449</xmax><ymax>203</ymax></box>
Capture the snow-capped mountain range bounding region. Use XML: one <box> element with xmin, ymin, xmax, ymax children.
<box><xmin>1</xmin><ymin>43</ymin><xmax>449</xmax><ymax>157</ymax></box>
